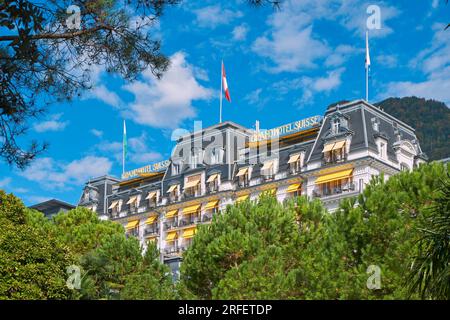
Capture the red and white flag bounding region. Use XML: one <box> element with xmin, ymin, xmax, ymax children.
<box><xmin>222</xmin><ymin>61</ymin><xmax>231</xmax><ymax>102</ymax></box>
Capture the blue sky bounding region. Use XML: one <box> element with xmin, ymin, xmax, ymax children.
<box><xmin>0</xmin><ymin>0</ymin><xmax>449</xmax><ymax>205</ymax></box>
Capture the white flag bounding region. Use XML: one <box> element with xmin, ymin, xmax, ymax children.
<box><xmin>365</xmin><ymin>31</ymin><xmax>371</xmax><ymax>70</ymax></box>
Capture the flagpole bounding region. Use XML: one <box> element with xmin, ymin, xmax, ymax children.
<box><xmin>365</xmin><ymin>30</ymin><xmax>369</xmax><ymax>102</ymax></box>
<box><xmin>220</xmin><ymin>60</ymin><xmax>223</xmax><ymax>123</ymax></box>
<box><xmin>122</xmin><ymin>120</ymin><xmax>125</xmax><ymax>176</ymax></box>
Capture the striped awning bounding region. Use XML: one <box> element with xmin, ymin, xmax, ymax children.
<box><xmin>166</xmin><ymin>231</ymin><xmax>178</xmax><ymax>241</ymax></box>
<box><xmin>236</xmin><ymin>167</ymin><xmax>249</xmax><ymax>177</ymax></box>
<box><xmin>204</xmin><ymin>200</ymin><xmax>219</xmax><ymax>210</ymax></box>
<box><xmin>165</xmin><ymin>210</ymin><xmax>178</xmax><ymax>218</ymax></box>
<box><xmin>108</xmin><ymin>200</ymin><xmax>119</xmax><ymax>209</ymax></box>
<box><xmin>182</xmin><ymin>227</ymin><xmax>197</xmax><ymax>239</ymax></box>
<box><xmin>126</xmin><ymin>195</ymin><xmax>138</xmax><ymax>205</ymax></box>
<box><xmin>315</xmin><ymin>169</ymin><xmax>353</xmax><ymax>184</ymax></box>
<box><xmin>261</xmin><ymin>161</ymin><xmax>274</xmax><ymax>171</ymax></box>
<box><xmin>286</xmin><ymin>183</ymin><xmax>301</xmax><ymax>193</ymax></box>
<box><xmin>145</xmin><ymin>191</ymin><xmax>157</xmax><ymax>200</ymax></box>
<box><xmin>184</xmin><ymin>179</ymin><xmax>200</xmax><ymax>189</ymax></box>
<box><xmin>125</xmin><ymin>220</ymin><xmax>139</xmax><ymax>230</ymax></box>
<box><xmin>333</xmin><ymin>140</ymin><xmax>346</xmax><ymax>150</ymax></box>
<box><xmin>167</xmin><ymin>184</ymin><xmax>179</xmax><ymax>193</ymax></box>
<box><xmin>206</xmin><ymin>173</ymin><xmax>219</xmax><ymax>183</ymax></box>
<box><xmin>287</xmin><ymin>154</ymin><xmax>301</xmax><ymax>164</ymax></box>
<box><xmin>182</xmin><ymin>204</ymin><xmax>201</xmax><ymax>215</ymax></box>
<box><xmin>322</xmin><ymin>142</ymin><xmax>335</xmax><ymax>152</ymax></box>
<box><xmin>145</xmin><ymin>215</ymin><xmax>157</xmax><ymax>225</ymax></box>
<box><xmin>236</xmin><ymin>194</ymin><xmax>249</xmax><ymax>203</ymax></box>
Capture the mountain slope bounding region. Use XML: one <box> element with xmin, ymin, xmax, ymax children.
<box><xmin>375</xmin><ymin>97</ymin><xmax>450</xmax><ymax>161</ymax></box>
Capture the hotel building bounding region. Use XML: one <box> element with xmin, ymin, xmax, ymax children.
<box><xmin>78</xmin><ymin>100</ymin><xmax>427</xmax><ymax>276</ymax></box>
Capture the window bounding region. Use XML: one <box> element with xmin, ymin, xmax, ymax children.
<box><xmin>172</xmin><ymin>163</ymin><xmax>180</xmax><ymax>175</ymax></box>
<box><xmin>400</xmin><ymin>163</ymin><xmax>409</xmax><ymax>171</ymax></box>
<box><xmin>207</xmin><ymin>173</ymin><xmax>220</xmax><ymax>192</ymax></box>
<box><xmin>261</xmin><ymin>160</ymin><xmax>275</xmax><ymax>180</ymax></box>
<box><xmin>211</xmin><ymin>148</ymin><xmax>224</xmax><ymax>165</ymax></box>
<box><xmin>236</xmin><ymin>167</ymin><xmax>250</xmax><ymax>187</ymax></box>
<box><xmin>371</xmin><ymin>118</ymin><xmax>379</xmax><ymax>132</ymax></box>
<box><xmin>184</xmin><ymin>174</ymin><xmax>201</xmax><ymax>198</ymax></box>
<box><xmin>332</xmin><ymin>119</ymin><xmax>340</xmax><ymax>134</ymax></box>
<box><xmin>288</xmin><ymin>153</ymin><xmax>303</xmax><ymax>174</ymax></box>
<box><xmin>379</xmin><ymin>142</ymin><xmax>387</xmax><ymax>159</ymax></box>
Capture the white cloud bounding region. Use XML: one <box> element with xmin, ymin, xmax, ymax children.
<box><xmin>90</xmin><ymin>129</ymin><xmax>104</xmax><ymax>138</ymax></box>
<box><xmin>0</xmin><ymin>177</ymin><xmax>11</xmax><ymax>188</ymax></box>
<box><xmin>123</xmin><ymin>52</ymin><xmax>213</xmax><ymax>128</ymax></box>
<box><xmin>95</xmin><ymin>132</ymin><xmax>162</xmax><ymax>165</ymax></box>
<box><xmin>251</xmin><ymin>0</ymin><xmax>400</xmax><ymax>73</ymax></box>
<box><xmin>376</xmin><ymin>54</ymin><xmax>398</xmax><ymax>68</ymax></box>
<box><xmin>383</xmin><ymin>24</ymin><xmax>450</xmax><ymax>105</ymax></box>
<box><xmin>244</xmin><ymin>88</ymin><xmax>263</xmax><ymax>105</ymax></box>
<box><xmin>232</xmin><ymin>24</ymin><xmax>249</xmax><ymax>41</ymax></box>
<box><xmin>33</xmin><ymin>113</ymin><xmax>69</xmax><ymax>133</ymax></box>
<box><xmin>90</xmin><ymin>85</ymin><xmax>123</xmax><ymax>108</ymax></box>
<box><xmin>19</xmin><ymin>156</ymin><xmax>112</xmax><ymax>190</ymax></box>
<box><xmin>252</xmin><ymin>8</ymin><xmax>329</xmax><ymax>73</ymax></box>
<box><xmin>273</xmin><ymin>67</ymin><xmax>345</xmax><ymax>105</ymax></box>
<box><xmin>193</xmin><ymin>5</ymin><xmax>243</xmax><ymax>29</ymax></box>
<box><xmin>325</xmin><ymin>45</ymin><xmax>361</xmax><ymax>67</ymax></box>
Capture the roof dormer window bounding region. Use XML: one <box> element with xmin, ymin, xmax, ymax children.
<box><xmin>332</xmin><ymin>119</ymin><xmax>340</xmax><ymax>134</ymax></box>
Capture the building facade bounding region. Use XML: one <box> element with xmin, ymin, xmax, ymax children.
<box><xmin>78</xmin><ymin>100</ymin><xmax>427</xmax><ymax>277</ymax></box>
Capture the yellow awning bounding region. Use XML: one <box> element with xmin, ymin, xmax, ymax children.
<box><xmin>145</xmin><ymin>215</ymin><xmax>157</xmax><ymax>225</ymax></box>
<box><xmin>182</xmin><ymin>227</ymin><xmax>197</xmax><ymax>239</ymax></box>
<box><xmin>146</xmin><ymin>236</ymin><xmax>157</xmax><ymax>241</ymax></box>
<box><xmin>167</xmin><ymin>184</ymin><xmax>179</xmax><ymax>193</ymax></box>
<box><xmin>261</xmin><ymin>161</ymin><xmax>274</xmax><ymax>171</ymax></box>
<box><xmin>322</xmin><ymin>142</ymin><xmax>335</xmax><ymax>152</ymax></box>
<box><xmin>332</xmin><ymin>140</ymin><xmax>346</xmax><ymax>150</ymax></box>
<box><xmin>108</xmin><ymin>200</ymin><xmax>119</xmax><ymax>209</ymax></box>
<box><xmin>125</xmin><ymin>220</ymin><xmax>139</xmax><ymax>230</ymax></box>
<box><xmin>184</xmin><ymin>179</ymin><xmax>200</xmax><ymax>189</ymax></box>
<box><xmin>315</xmin><ymin>169</ymin><xmax>353</xmax><ymax>184</ymax></box>
<box><xmin>165</xmin><ymin>210</ymin><xmax>178</xmax><ymax>218</ymax></box>
<box><xmin>236</xmin><ymin>167</ymin><xmax>248</xmax><ymax>177</ymax></box>
<box><xmin>286</xmin><ymin>183</ymin><xmax>301</xmax><ymax>193</ymax></box>
<box><xmin>145</xmin><ymin>191</ymin><xmax>157</xmax><ymax>200</ymax></box>
<box><xmin>206</xmin><ymin>173</ymin><xmax>219</xmax><ymax>183</ymax></box>
<box><xmin>262</xmin><ymin>188</ymin><xmax>276</xmax><ymax>195</ymax></box>
<box><xmin>126</xmin><ymin>195</ymin><xmax>138</xmax><ymax>205</ymax></box>
<box><xmin>204</xmin><ymin>200</ymin><xmax>219</xmax><ymax>210</ymax></box>
<box><xmin>166</xmin><ymin>231</ymin><xmax>178</xmax><ymax>241</ymax></box>
<box><xmin>287</xmin><ymin>154</ymin><xmax>301</xmax><ymax>164</ymax></box>
<box><xmin>236</xmin><ymin>194</ymin><xmax>249</xmax><ymax>203</ymax></box>
<box><xmin>182</xmin><ymin>204</ymin><xmax>201</xmax><ymax>215</ymax></box>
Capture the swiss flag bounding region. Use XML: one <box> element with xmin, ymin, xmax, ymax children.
<box><xmin>222</xmin><ymin>61</ymin><xmax>231</xmax><ymax>102</ymax></box>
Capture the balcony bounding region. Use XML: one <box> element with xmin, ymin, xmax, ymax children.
<box><xmin>126</xmin><ymin>229</ymin><xmax>139</xmax><ymax>238</ymax></box>
<box><xmin>322</xmin><ymin>154</ymin><xmax>347</xmax><ymax>166</ymax></box>
<box><xmin>313</xmin><ymin>183</ymin><xmax>356</xmax><ymax>198</ymax></box>
<box><xmin>179</xmin><ymin>216</ymin><xmax>200</xmax><ymax>227</ymax></box>
<box><xmin>168</xmin><ymin>195</ymin><xmax>181</xmax><ymax>204</ymax></box>
<box><xmin>164</xmin><ymin>245</ymin><xmax>181</xmax><ymax>256</ymax></box>
<box><xmin>202</xmin><ymin>213</ymin><xmax>213</xmax><ymax>223</ymax></box>
<box><xmin>144</xmin><ymin>224</ymin><xmax>159</xmax><ymax>236</ymax></box>
<box><xmin>164</xmin><ymin>219</ymin><xmax>179</xmax><ymax>231</ymax></box>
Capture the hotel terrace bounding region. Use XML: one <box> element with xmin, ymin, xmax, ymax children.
<box><xmin>78</xmin><ymin>100</ymin><xmax>427</xmax><ymax>276</ymax></box>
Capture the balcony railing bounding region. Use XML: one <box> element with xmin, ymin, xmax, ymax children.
<box><xmin>164</xmin><ymin>245</ymin><xmax>183</xmax><ymax>256</ymax></box>
<box><xmin>313</xmin><ymin>183</ymin><xmax>356</xmax><ymax>198</ymax></box>
<box><xmin>202</xmin><ymin>213</ymin><xmax>213</xmax><ymax>223</ymax></box>
<box><xmin>126</xmin><ymin>229</ymin><xmax>139</xmax><ymax>238</ymax></box>
<box><xmin>144</xmin><ymin>224</ymin><xmax>159</xmax><ymax>236</ymax></box>
<box><xmin>168</xmin><ymin>195</ymin><xmax>181</xmax><ymax>204</ymax></box>
<box><xmin>179</xmin><ymin>216</ymin><xmax>200</xmax><ymax>227</ymax></box>
<box><xmin>322</xmin><ymin>155</ymin><xmax>348</xmax><ymax>166</ymax></box>
<box><xmin>164</xmin><ymin>219</ymin><xmax>179</xmax><ymax>231</ymax></box>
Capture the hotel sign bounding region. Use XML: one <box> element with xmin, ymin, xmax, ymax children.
<box><xmin>250</xmin><ymin>115</ymin><xmax>322</xmax><ymax>142</ymax></box>
<box><xmin>122</xmin><ymin>159</ymin><xmax>171</xmax><ymax>180</ymax></box>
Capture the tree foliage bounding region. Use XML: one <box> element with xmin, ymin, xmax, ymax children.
<box><xmin>0</xmin><ymin>190</ymin><xmax>73</xmax><ymax>299</ymax></box>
